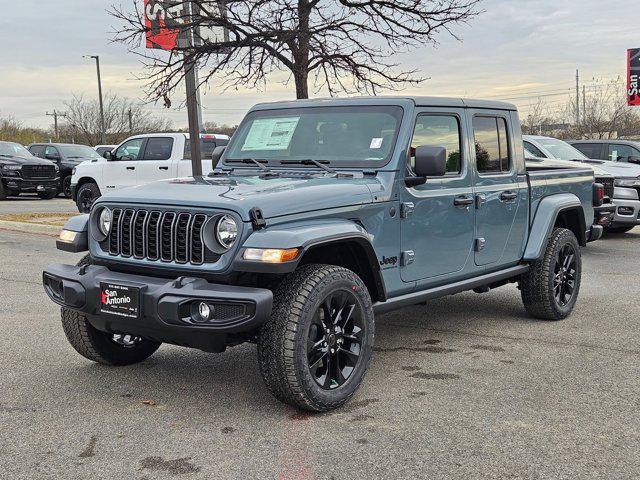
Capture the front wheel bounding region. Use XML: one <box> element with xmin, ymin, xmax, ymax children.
<box><xmin>520</xmin><ymin>228</ymin><xmax>582</xmax><ymax>320</ymax></box>
<box><xmin>62</xmin><ymin>175</ymin><xmax>72</xmax><ymax>198</ymax></box>
<box><xmin>75</xmin><ymin>182</ymin><xmax>100</xmax><ymax>213</ymax></box>
<box><xmin>257</xmin><ymin>265</ymin><xmax>375</xmax><ymax>411</ymax></box>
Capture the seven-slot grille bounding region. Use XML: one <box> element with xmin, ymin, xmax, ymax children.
<box><xmin>596</xmin><ymin>177</ymin><xmax>614</xmax><ymax>199</ymax></box>
<box><xmin>22</xmin><ymin>164</ymin><xmax>56</xmax><ymax>179</ymax></box>
<box><xmin>108</xmin><ymin>208</ymin><xmax>209</xmax><ymax>265</ymax></box>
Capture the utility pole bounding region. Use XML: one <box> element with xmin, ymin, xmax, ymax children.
<box><xmin>128</xmin><ymin>108</ymin><xmax>133</xmax><ymax>134</ymax></box>
<box><xmin>575</xmin><ymin>69</ymin><xmax>580</xmax><ymax>126</ymax></box>
<box><xmin>83</xmin><ymin>55</ymin><xmax>106</xmax><ymax>144</ymax></box>
<box><xmin>46</xmin><ymin>110</ymin><xmax>67</xmax><ymax>140</ymax></box>
<box><xmin>183</xmin><ymin>1</ymin><xmax>203</xmax><ymax>176</ymax></box>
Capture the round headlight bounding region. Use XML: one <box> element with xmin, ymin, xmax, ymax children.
<box><xmin>216</xmin><ymin>215</ymin><xmax>238</xmax><ymax>249</ymax></box>
<box><xmin>98</xmin><ymin>208</ymin><xmax>112</xmax><ymax>236</ymax></box>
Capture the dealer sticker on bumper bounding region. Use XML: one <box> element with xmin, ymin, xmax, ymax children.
<box><xmin>100</xmin><ymin>282</ymin><xmax>140</xmax><ymax>319</ymax></box>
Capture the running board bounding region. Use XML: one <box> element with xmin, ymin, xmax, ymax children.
<box><xmin>373</xmin><ymin>265</ymin><xmax>529</xmax><ymax>314</ymax></box>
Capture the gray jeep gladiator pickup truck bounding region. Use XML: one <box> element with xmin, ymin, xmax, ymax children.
<box><xmin>43</xmin><ymin>97</ymin><xmax>603</xmax><ymax>411</ymax></box>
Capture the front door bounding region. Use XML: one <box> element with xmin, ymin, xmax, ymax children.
<box><xmin>469</xmin><ymin>112</ymin><xmax>522</xmax><ymax>266</ymax></box>
<box><xmin>400</xmin><ymin>109</ymin><xmax>476</xmax><ymax>283</ymax></box>
<box><xmin>103</xmin><ymin>138</ymin><xmax>144</xmax><ymax>191</ymax></box>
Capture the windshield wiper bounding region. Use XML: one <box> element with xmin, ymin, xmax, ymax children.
<box><xmin>226</xmin><ymin>158</ymin><xmax>270</xmax><ymax>171</ymax></box>
<box><xmin>280</xmin><ymin>159</ymin><xmax>336</xmax><ymax>174</ymax></box>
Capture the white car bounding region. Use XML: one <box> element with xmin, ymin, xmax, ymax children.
<box><xmin>72</xmin><ymin>133</ymin><xmax>230</xmax><ymax>212</ymax></box>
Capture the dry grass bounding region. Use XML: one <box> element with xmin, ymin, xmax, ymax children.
<box><xmin>0</xmin><ymin>212</ymin><xmax>78</xmax><ymax>226</ymax></box>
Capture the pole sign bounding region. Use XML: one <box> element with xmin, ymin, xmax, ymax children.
<box><xmin>144</xmin><ymin>1</ymin><xmax>228</xmax><ymax>51</ymax></box>
<box><xmin>628</xmin><ymin>48</ymin><xmax>640</xmax><ymax>106</ymax></box>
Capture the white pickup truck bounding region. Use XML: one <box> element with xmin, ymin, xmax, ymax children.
<box><xmin>71</xmin><ymin>133</ymin><xmax>230</xmax><ymax>212</ymax></box>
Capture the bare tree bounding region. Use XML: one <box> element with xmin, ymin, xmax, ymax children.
<box><xmin>110</xmin><ymin>0</ymin><xmax>482</xmax><ymax>104</ymax></box>
<box><xmin>521</xmin><ymin>98</ymin><xmax>559</xmax><ymax>135</ymax></box>
<box><xmin>62</xmin><ymin>93</ymin><xmax>173</xmax><ymax>145</ymax></box>
<box><xmin>560</xmin><ymin>77</ymin><xmax>640</xmax><ymax>139</ymax></box>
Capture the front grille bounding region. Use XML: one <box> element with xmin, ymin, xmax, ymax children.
<box><xmin>596</xmin><ymin>177</ymin><xmax>614</xmax><ymax>199</ymax></box>
<box><xmin>22</xmin><ymin>164</ymin><xmax>56</xmax><ymax>179</ymax></box>
<box><xmin>107</xmin><ymin>208</ymin><xmax>210</xmax><ymax>265</ymax></box>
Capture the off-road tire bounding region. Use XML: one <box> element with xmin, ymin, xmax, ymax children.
<box><xmin>37</xmin><ymin>191</ymin><xmax>56</xmax><ymax>200</ymax></box>
<box><xmin>76</xmin><ymin>182</ymin><xmax>100</xmax><ymax>213</ymax></box>
<box><xmin>520</xmin><ymin>228</ymin><xmax>581</xmax><ymax>320</ymax></box>
<box><xmin>257</xmin><ymin>264</ymin><xmax>375</xmax><ymax>411</ymax></box>
<box><xmin>62</xmin><ymin>175</ymin><xmax>72</xmax><ymax>198</ymax></box>
<box><xmin>604</xmin><ymin>225</ymin><xmax>635</xmax><ymax>234</ymax></box>
<box><xmin>60</xmin><ymin>254</ymin><xmax>161</xmax><ymax>365</ymax></box>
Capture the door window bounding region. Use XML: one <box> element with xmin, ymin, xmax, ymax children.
<box><xmin>44</xmin><ymin>145</ymin><xmax>60</xmax><ymax>160</ymax></box>
<box><xmin>523</xmin><ymin>141</ymin><xmax>546</xmax><ymax>158</ymax></box>
<box><xmin>473</xmin><ymin>117</ymin><xmax>511</xmax><ymax>174</ymax></box>
<box><xmin>113</xmin><ymin>138</ymin><xmax>144</xmax><ymax>161</ymax></box>
<box><xmin>143</xmin><ymin>137</ymin><xmax>173</xmax><ymax>160</ymax></box>
<box><xmin>409</xmin><ymin>115</ymin><xmax>462</xmax><ymax>175</ymax></box>
<box><xmin>572</xmin><ymin>143</ymin><xmax>601</xmax><ymax>159</ymax></box>
<box><xmin>29</xmin><ymin>145</ymin><xmax>45</xmax><ymax>157</ymax></box>
<box><xmin>609</xmin><ymin>144</ymin><xmax>640</xmax><ymax>162</ymax></box>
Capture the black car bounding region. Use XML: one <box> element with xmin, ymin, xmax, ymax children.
<box><xmin>0</xmin><ymin>141</ymin><xmax>59</xmax><ymax>199</ymax></box>
<box><xmin>28</xmin><ymin>143</ymin><xmax>102</xmax><ymax>198</ymax></box>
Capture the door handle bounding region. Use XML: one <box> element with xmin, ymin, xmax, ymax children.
<box><xmin>453</xmin><ymin>195</ymin><xmax>474</xmax><ymax>207</ymax></box>
<box><xmin>158</xmin><ymin>166</ymin><xmax>169</xmax><ymax>171</ymax></box>
<box><xmin>126</xmin><ymin>166</ymin><xmax>135</xmax><ymax>171</ymax></box>
<box><xmin>500</xmin><ymin>191</ymin><xmax>518</xmax><ymax>202</ymax></box>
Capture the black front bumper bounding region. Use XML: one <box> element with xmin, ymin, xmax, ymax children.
<box><xmin>2</xmin><ymin>176</ymin><xmax>59</xmax><ymax>193</ymax></box>
<box><xmin>43</xmin><ymin>264</ymin><xmax>273</xmax><ymax>352</ymax></box>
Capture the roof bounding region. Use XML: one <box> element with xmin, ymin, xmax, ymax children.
<box><xmin>251</xmin><ymin>96</ymin><xmax>517</xmax><ymax>112</ymax></box>
<box><xmin>570</xmin><ymin>139</ymin><xmax>640</xmax><ymax>145</ymax></box>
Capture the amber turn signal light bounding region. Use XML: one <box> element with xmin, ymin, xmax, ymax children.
<box><xmin>243</xmin><ymin>248</ymin><xmax>299</xmax><ymax>263</ymax></box>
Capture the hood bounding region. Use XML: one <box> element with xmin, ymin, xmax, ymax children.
<box><xmin>579</xmin><ymin>159</ymin><xmax>640</xmax><ymax>178</ymax></box>
<box><xmin>0</xmin><ymin>155</ymin><xmax>56</xmax><ymax>166</ymax></box>
<box><xmin>97</xmin><ymin>172</ymin><xmax>379</xmax><ymax>221</ymax></box>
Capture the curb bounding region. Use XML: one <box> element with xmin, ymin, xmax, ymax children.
<box><xmin>0</xmin><ymin>220</ymin><xmax>61</xmax><ymax>236</ymax></box>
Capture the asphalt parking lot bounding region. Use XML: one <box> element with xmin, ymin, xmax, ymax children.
<box><xmin>1</xmin><ymin>212</ymin><xmax>639</xmax><ymax>479</ymax></box>
<box><xmin>0</xmin><ymin>195</ymin><xmax>76</xmax><ymax>215</ymax></box>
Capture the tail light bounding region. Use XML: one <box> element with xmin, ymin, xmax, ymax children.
<box><xmin>593</xmin><ymin>183</ymin><xmax>604</xmax><ymax>207</ymax></box>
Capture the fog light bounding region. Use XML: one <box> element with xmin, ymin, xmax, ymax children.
<box><xmin>198</xmin><ymin>302</ymin><xmax>211</xmax><ymax>320</ymax></box>
<box><xmin>618</xmin><ymin>206</ymin><xmax>634</xmax><ymax>216</ymax></box>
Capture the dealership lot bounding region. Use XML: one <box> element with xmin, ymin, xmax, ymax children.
<box><xmin>1</xmin><ymin>220</ymin><xmax>638</xmax><ymax>479</ymax></box>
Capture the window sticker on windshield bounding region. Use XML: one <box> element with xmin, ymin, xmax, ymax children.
<box><xmin>370</xmin><ymin>138</ymin><xmax>383</xmax><ymax>149</ymax></box>
<box><xmin>241</xmin><ymin>117</ymin><xmax>300</xmax><ymax>151</ymax></box>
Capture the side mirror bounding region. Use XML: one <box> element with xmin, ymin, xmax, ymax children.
<box><xmin>406</xmin><ymin>146</ymin><xmax>447</xmax><ymax>187</ymax></box>
<box><xmin>102</xmin><ymin>150</ymin><xmax>112</xmax><ymax>160</ymax></box>
<box><xmin>45</xmin><ymin>153</ymin><xmax>60</xmax><ymax>161</ymax></box>
<box><xmin>628</xmin><ymin>156</ymin><xmax>640</xmax><ymax>164</ymax></box>
<box><xmin>212</xmin><ymin>146</ymin><xmax>226</xmax><ymax>168</ymax></box>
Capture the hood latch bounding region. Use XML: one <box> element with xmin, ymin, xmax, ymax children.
<box><xmin>250</xmin><ymin>207</ymin><xmax>267</xmax><ymax>230</ymax></box>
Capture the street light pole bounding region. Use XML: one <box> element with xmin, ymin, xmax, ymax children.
<box><xmin>84</xmin><ymin>55</ymin><xmax>105</xmax><ymax>144</ymax></box>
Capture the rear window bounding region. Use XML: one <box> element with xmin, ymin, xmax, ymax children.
<box><xmin>184</xmin><ymin>138</ymin><xmax>230</xmax><ymax>160</ymax></box>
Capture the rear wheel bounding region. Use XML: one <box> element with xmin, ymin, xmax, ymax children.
<box><xmin>60</xmin><ymin>254</ymin><xmax>161</xmax><ymax>365</ymax></box>
<box><xmin>257</xmin><ymin>264</ymin><xmax>375</xmax><ymax>411</ymax></box>
<box><xmin>604</xmin><ymin>225</ymin><xmax>635</xmax><ymax>234</ymax></box>
<box><xmin>76</xmin><ymin>182</ymin><xmax>100</xmax><ymax>213</ymax></box>
<box><xmin>520</xmin><ymin>228</ymin><xmax>581</xmax><ymax>320</ymax></box>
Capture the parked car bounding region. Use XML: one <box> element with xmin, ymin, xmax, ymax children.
<box><xmin>94</xmin><ymin>145</ymin><xmax>117</xmax><ymax>157</ymax></box>
<box><xmin>0</xmin><ymin>141</ymin><xmax>59</xmax><ymax>199</ymax></box>
<box><xmin>524</xmin><ymin>135</ymin><xmax>640</xmax><ymax>233</ymax></box>
<box><xmin>70</xmin><ymin>133</ymin><xmax>230</xmax><ymax>213</ymax></box>
<box><xmin>569</xmin><ymin>139</ymin><xmax>640</xmax><ymax>164</ymax></box>
<box><xmin>44</xmin><ymin>97</ymin><xmax>600</xmax><ymax>412</ymax></box>
<box><xmin>525</xmin><ymin>152</ymin><xmax>615</xmax><ymax>227</ymax></box>
<box><xmin>28</xmin><ymin>143</ymin><xmax>102</xmax><ymax>199</ymax></box>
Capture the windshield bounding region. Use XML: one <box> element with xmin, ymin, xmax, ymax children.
<box><xmin>0</xmin><ymin>142</ymin><xmax>34</xmax><ymax>159</ymax></box>
<box><xmin>224</xmin><ymin>106</ymin><xmax>403</xmax><ymax>167</ymax></box>
<box><xmin>59</xmin><ymin>145</ymin><xmax>102</xmax><ymax>159</ymax></box>
<box><xmin>537</xmin><ymin>138</ymin><xmax>588</xmax><ymax>161</ymax></box>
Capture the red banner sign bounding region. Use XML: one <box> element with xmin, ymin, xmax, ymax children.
<box><xmin>628</xmin><ymin>48</ymin><xmax>640</xmax><ymax>106</ymax></box>
<box><xmin>144</xmin><ymin>1</ymin><xmax>183</xmax><ymax>50</ymax></box>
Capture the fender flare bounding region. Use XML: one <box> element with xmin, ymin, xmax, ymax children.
<box><xmin>523</xmin><ymin>193</ymin><xmax>586</xmax><ymax>261</ymax></box>
<box><xmin>234</xmin><ymin>218</ymin><xmax>386</xmax><ymax>300</ymax></box>
<box><xmin>57</xmin><ymin>214</ymin><xmax>89</xmax><ymax>253</ymax></box>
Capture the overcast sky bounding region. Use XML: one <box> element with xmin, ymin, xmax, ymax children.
<box><xmin>0</xmin><ymin>0</ymin><xmax>636</xmax><ymax>130</ymax></box>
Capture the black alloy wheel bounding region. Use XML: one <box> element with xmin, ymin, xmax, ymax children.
<box><xmin>553</xmin><ymin>243</ymin><xmax>577</xmax><ymax>307</ymax></box>
<box><xmin>62</xmin><ymin>176</ymin><xmax>72</xmax><ymax>198</ymax></box>
<box><xmin>307</xmin><ymin>289</ymin><xmax>365</xmax><ymax>390</ymax></box>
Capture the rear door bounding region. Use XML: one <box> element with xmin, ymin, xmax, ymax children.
<box><xmin>103</xmin><ymin>138</ymin><xmax>144</xmax><ymax>191</ymax></box>
<box><xmin>470</xmin><ymin>112</ymin><xmax>525</xmax><ymax>267</ymax></box>
<box><xmin>135</xmin><ymin>137</ymin><xmax>177</xmax><ymax>183</ymax></box>
<box><xmin>400</xmin><ymin>108</ymin><xmax>476</xmax><ymax>283</ymax></box>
